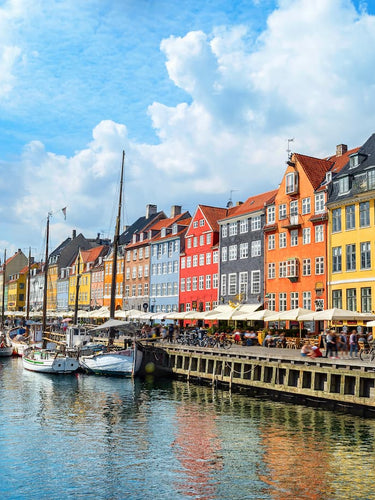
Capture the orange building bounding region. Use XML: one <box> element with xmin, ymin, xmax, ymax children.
<box><xmin>264</xmin><ymin>146</ymin><xmax>354</xmax><ymax>320</ymax></box>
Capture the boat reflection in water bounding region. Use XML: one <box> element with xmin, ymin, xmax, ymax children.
<box><xmin>2</xmin><ymin>358</ymin><xmax>375</xmax><ymax>499</ymax></box>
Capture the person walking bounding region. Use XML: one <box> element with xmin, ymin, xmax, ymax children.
<box><xmin>349</xmin><ymin>330</ymin><xmax>358</xmax><ymax>358</ymax></box>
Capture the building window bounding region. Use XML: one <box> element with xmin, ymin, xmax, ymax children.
<box><xmin>229</xmin><ymin>245</ymin><xmax>237</xmax><ymax>261</ymax></box>
<box><xmin>290</xmin><ymin>200</ymin><xmax>298</xmax><ymax>217</ymax></box>
<box><xmin>285</xmin><ymin>172</ymin><xmax>298</xmax><ymax>194</ymax></box>
<box><xmin>268</xmin><ymin>234</ymin><xmax>275</xmax><ymax>250</ymax></box>
<box><xmin>186</xmin><ymin>278</ymin><xmax>191</xmax><ymax>291</ymax></box>
<box><xmin>315</xmin><ymin>256</ymin><xmax>324</xmax><ymax>275</ymax></box>
<box><xmin>267</xmin><ymin>206</ymin><xmax>275</xmax><ymax>224</ymax></box>
<box><xmin>332</xmin><ymin>208</ymin><xmax>341</xmax><ymax>233</ymax></box>
<box><xmin>346</xmin><ymin>288</ymin><xmax>357</xmax><ymax>311</ymax></box>
<box><xmin>221</xmin><ymin>274</ymin><xmax>227</xmax><ymax>296</ymax></box>
<box><xmin>186</xmin><ymin>256</ymin><xmax>191</xmax><ymax>268</ymax></box>
<box><xmin>279</xmin><ymin>233</ymin><xmax>287</xmax><ymax>248</ymax></box>
<box><xmin>268</xmin><ymin>263</ymin><xmax>276</xmax><ymax>279</ymax></box>
<box><xmin>338</xmin><ymin>176</ymin><xmax>349</xmax><ymax>194</ymax></box>
<box><xmin>199</xmin><ymin>275</ymin><xmax>204</xmax><ymax>290</ymax></box>
<box><xmin>193</xmin><ymin>255</ymin><xmax>198</xmax><ymax>267</ymax></box>
<box><xmin>360</xmin><ymin>201</ymin><xmax>370</xmax><ymax>227</ymax></box>
<box><xmin>229</xmin><ymin>273</ymin><xmax>237</xmax><ymax>295</ymax></box>
<box><xmin>199</xmin><ymin>235</ymin><xmax>204</xmax><ymax>246</ymax></box>
<box><xmin>239</xmin><ymin>243</ymin><xmax>248</xmax><ymax>259</ymax></box>
<box><xmin>279</xmin><ymin>261</ymin><xmax>287</xmax><ymax>278</ymax></box>
<box><xmin>239</xmin><ymin>272</ymin><xmax>248</xmax><ymax>299</ymax></box>
<box><xmin>206</xmin><ymin>274</ymin><xmax>211</xmax><ymax>289</ymax></box>
<box><xmin>193</xmin><ymin>237</ymin><xmax>198</xmax><ymax>247</ymax></box>
<box><xmin>302</xmin><ymin>258</ymin><xmax>311</xmax><ymax>276</ymax></box>
<box><xmin>206</xmin><ymin>233</ymin><xmax>211</xmax><ymax>245</ymax></box>
<box><xmin>290</xmin><ymin>292</ymin><xmax>299</xmax><ymax>309</ymax></box>
<box><xmin>314</xmin><ymin>193</ymin><xmax>325</xmax><ymax>213</ymax></box>
<box><xmin>268</xmin><ymin>293</ymin><xmax>276</xmax><ymax>311</ymax></box>
<box><xmin>187</xmin><ymin>238</ymin><xmax>192</xmax><ymax>248</ymax></box>
<box><xmin>332</xmin><ymin>247</ymin><xmax>342</xmax><ymax>273</ymax></box>
<box><xmin>302</xmin><ymin>291</ymin><xmax>311</xmax><ymax>310</ymax></box>
<box><xmin>279</xmin><ymin>292</ymin><xmax>287</xmax><ymax>311</ymax></box>
<box><xmin>206</xmin><ymin>252</ymin><xmax>211</xmax><ymax>265</ymax></box>
<box><xmin>221</xmin><ymin>247</ymin><xmax>227</xmax><ymax>262</ymax></box>
<box><xmin>192</xmin><ymin>277</ymin><xmax>197</xmax><ymax>291</ymax></box>
<box><xmin>332</xmin><ymin>290</ymin><xmax>342</xmax><ymax>309</ymax></box>
<box><xmin>361</xmin><ymin>287</ymin><xmax>372</xmax><ymax>313</ymax></box>
<box><xmin>180</xmin><ymin>278</ymin><xmax>185</xmax><ymax>292</ymax></box>
<box><xmin>213</xmin><ymin>274</ymin><xmax>218</xmax><ymax>289</ymax></box>
<box><xmin>200</xmin><ymin>219</ymin><xmax>205</xmax><ymax>227</ymax></box>
<box><xmin>229</xmin><ymin>222</ymin><xmax>237</xmax><ymax>236</ymax></box>
<box><xmin>251</xmin><ymin>240</ymin><xmax>261</xmax><ymax>257</ymax></box>
<box><xmin>251</xmin><ymin>216</ymin><xmax>261</xmax><ymax>231</ymax></box>
<box><xmin>199</xmin><ymin>254</ymin><xmax>204</xmax><ymax>266</ymax></box>
<box><xmin>213</xmin><ymin>252</ymin><xmax>218</xmax><ymax>264</ymax></box>
<box><xmin>368</xmin><ymin>169</ymin><xmax>375</xmax><ymax>189</ymax></box>
<box><xmin>302</xmin><ymin>197</ymin><xmax>311</xmax><ymax>215</ymax></box>
<box><xmin>290</xmin><ymin>230</ymin><xmax>298</xmax><ymax>247</ymax></box>
<box><xmin>315</xmin><ymin>225</ymin><xmax>324</xmax><ymax>243</ymax></box>
<box><xmin>302</xmin><ymin>228</ymin><xmax>310</xmax><ymax>245</ymax></box>
<box><xmin>193</xmin><ymin>221</ymin><xmax>198</xmax><ymax>228</ymax></box>
<box><xmin>279</xmin><ymin>204</ymin><xmax>287</xmax><ymax>220</ymax></box>
<box><xmin>345</xmin><ymin>205</ymin><xmax>356</xmax><ymax>230</ymax></box>
<box><xmin>360</xmin><ymin>241</ymin><xmax>371</xmax><ymax>269</ymax></box>
<box><xmin>240</xmin><ymin>219</ymin><xmax>248</xmax><ymax>233</ymax></box>
<box><xmin>251</xmin><ymin>270</ymin><xmax>261</xmax><ymax>294</ymax></box>
<box><xmin>346</xmin><ymin>244</ymin><xmax>356</xmax><ymax>271</ymax></box>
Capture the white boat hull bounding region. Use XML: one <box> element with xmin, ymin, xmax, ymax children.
<box><xmin>79</xmin><ymin>346</ymin><xmax>142</xmax><ymax>376</ymax></box>
<box><xmin>23</xmin><ymin>349</ymin><xmax>79</xmax><ymax>374</ymax></box>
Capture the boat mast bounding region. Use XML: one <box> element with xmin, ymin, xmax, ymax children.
<box><xmin>42</xmin><ymin>213</ymin><xmax>50</xmax><ymax>346</ymax></box>
<box><xmin>26</xmin><ymin>247</ymin><xmax>31</xmax><ymax>321</ymax></box>
<box><xmin>110</xmin><ymin>150</ymin><xmax>125</xmax><ymax>323</ymax></box>
<box><xmin>73</xmin><ymin>249</ymin><xmax>81</xmax><ymax>324</ymax></box>
<box><xmin>1</xmin><ymin>249</ymin><xmax>6</xmax><ymax>329</ymax></box>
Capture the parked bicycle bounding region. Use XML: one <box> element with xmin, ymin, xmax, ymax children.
<box><xmin>359</xmin><ymin>341</ymin><xmax>375</xmax><ymax>361</ymax></box>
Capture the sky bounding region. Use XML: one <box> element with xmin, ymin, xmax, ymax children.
<box><xmin>1</xmin><ymin>0</ymin><xmax>375</xmax><ymax>261</ymax></box>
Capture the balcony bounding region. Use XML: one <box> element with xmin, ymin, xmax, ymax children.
<box><xmin>281</xmin><ymin>215</ymin><xmax>301</xmax><ymax>229</ymax></box>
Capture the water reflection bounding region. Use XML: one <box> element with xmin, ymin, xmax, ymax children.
<box><xmin>1</xmin><ymin>359</ymin><xmax>375</xmax><ymax>499</ymax></box>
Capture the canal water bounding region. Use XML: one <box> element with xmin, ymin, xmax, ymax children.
<box><xmin>1</xmin><ymin>357</ymin><xmax>374</xmax><ymax>500</ymax></box>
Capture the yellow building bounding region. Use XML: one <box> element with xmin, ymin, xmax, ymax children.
<box><xmin>7</xmin><ymin>265</ymin><xmax>28</xmax><ymax>312</ymax></box>
<box><xmin>327</xmin><ymin>135</ymin><xmax>375</xmax><ymax>313</ymax></box>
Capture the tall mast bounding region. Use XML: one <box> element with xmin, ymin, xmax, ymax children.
<box><xmin>1</xmin><ymin>249</ymin><xmax>6</xmax><ymax>329</ymax></box>
<box><xmin>110</xmin><ymin>150</ymin><xmax>125</xmax><ymax>321</ymax></box>
<box><xmin>73</xmin><ymin>249</ymin><xmax>81</xmax><ymax>324</ymax></box>
<box><xmin>26</xmin><ymin>247</ymin><xmax>31</xmax><ymax>321</ymax></box>
<box><xmin>42</xmin><ymin>213</ymin><xmax>50</xmax><ymax>342</ymax></box>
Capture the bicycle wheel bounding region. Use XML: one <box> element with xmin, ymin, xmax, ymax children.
<box><xmin>370</xmin><ymin>350</ymin><xmax>375</xmax><ymax>362</ymax></box>
<box><xmin>222</xmin><ymin>339</ymin><xmax>232</xmax><ymax>350</ymax></box>
<box><xmin>360</xmin><ymin>347</ymin><xmax>371</xmax><ymax>361</ymax></box>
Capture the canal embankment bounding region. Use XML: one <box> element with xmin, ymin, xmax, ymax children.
<box><xmin>139</xmin><ymin>341</ymin><xmax>375</xmax><ymax>417</ymax></box>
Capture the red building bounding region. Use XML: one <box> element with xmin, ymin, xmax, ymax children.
<box><xmin>179</xmin><ymin>205</ymin><xmax>228</xmax><ymax>315</ymax></box>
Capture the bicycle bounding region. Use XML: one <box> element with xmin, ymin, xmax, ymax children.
<box><xmin>207</xmin><ymin>335</ymin><xmax>232</xmax><ymax>349</ymax></box>
<box><xmin>359</xmin><ymin>341</ymin><xmax>375</xmax><ymax>361</ymax></box>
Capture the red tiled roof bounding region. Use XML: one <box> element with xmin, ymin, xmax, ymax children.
<box><xmin>221</xmin><ymin>189</ymin><xmax>278</xmax><ymax>220</ymax></box>
<box><xmin>148</xmin><ymin>212</ymin><xmax>190</xmax><ymax>231</ymax></box>
<box><xmin>294</xmin><ymin>154</ymin><xmax>333</xmax><ymax>190</ymax></box>
<box><xmin>198</xmin><ymin>205</ymin><xmax>228</xmax><ymax>232</ymax></box>
<box><xmin>326</xmin><ymin>146</ymin><xmax>360</xmax><ymax>174</ymax></box>
<box><xmin>81</xmin><ymin>245</ymin><xmax>106</xmax><ymax>264</ymax></box>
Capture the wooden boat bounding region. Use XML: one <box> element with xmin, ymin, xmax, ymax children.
<box><xmin>0</xmin><ymin>335</ymin><xmax>13</xmax><ymax>357</ymax></box>
<box><xmin>79</xmin><ymin>152</ymin><xmax>141</xmax><ymax>376</ymax></box>
<box><xmin>23</xmin><ymin>347</ymin><xmax>79</xmax><ymax>374</ymax></box>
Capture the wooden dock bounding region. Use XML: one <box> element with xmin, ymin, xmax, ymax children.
<box><xmin>139</xmin><ymin>342</ymin><xmax>375</xmax><ymax>417</ymax></box>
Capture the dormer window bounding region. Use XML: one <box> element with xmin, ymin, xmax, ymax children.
<box><xmin>139</xmin><ymin>233</ymin><xmax>144</xmax><ymax>242</ymax></box>
<box><xmin>172</xmin><ymin>223</ymin><xmax>177</xmax><ymax>235</ymax></box>
<box><xmin>148</xmin><ymin>230</ymin><xmax>152</xmax><ymax>239</ymax></box>
<box><xmin>285</xmin><ymin>172</ymin><xmax>298</xmax><ymax>194</ymax></box>
<box><xmin>161</xmin><ymin>228</ymin><xmax>166</xmax><ymax>237</ymax></box>
<box><xmin>132</xmin><ymin>234</ymin><xmax>137</xmax><ymax>243</ymax></box>
<box><xmin>338</xmin><ymin>176</ymin><xmax>349</xmax><ymax>194</ymax></box>
<box><xmin>349</xmin><ymin>154</ymin><xmax>360</xmax><ymax>169</ymax></box>
<box><xmin>325</xmin><ymin>172</ymin><xmax>332</xmax><ymax>183</ymax></box>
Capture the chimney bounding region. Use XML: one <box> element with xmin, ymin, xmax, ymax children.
<box><xmin>236</xmin><ymin>201</ymin><xmax>243</xmax><ymax>206</ymax></box>
<box><xmin>170</xmin><ymin>205</ymin><xmax>181</xmax><ymax>218</ymax></box>
<box><xmin>146</xmin><ymin>204</ymin><xmax>157</xmax><ymax>219</ymax></box>
<box><xmin>72</xmin><ymin>229</ymin><xmax>77</xmax><ymax>239</ymax></box>
<box><xmin>123</xmin><ymin>225</ymin><xmax>129</xmax><ymax>232</ymax></box>
<box><xmin>336</xmin><ymin>144</ymin><xmax>347</xmax><ymax>157</ymax></box>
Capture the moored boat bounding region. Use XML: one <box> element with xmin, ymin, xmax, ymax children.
<box><xmin>79</xmin><ymin>343</ymin><xmax>142</xmax><ymax>376</ymax></box>
<box><xmin>22</xmin><ymin>347</ymin><xmax>79</xmax><ymax>374</ymax></box>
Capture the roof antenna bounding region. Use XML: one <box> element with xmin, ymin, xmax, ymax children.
<box><xmin>287</xmin><ymin>138</ymin><xmax>294</xmax><ymax>160</ymax></box>
<box><xmin>226</xmin><ymin>190</ymin><xmax>238</xmax><ymax>208</ymax></box>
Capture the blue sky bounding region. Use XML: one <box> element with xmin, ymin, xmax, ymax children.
<box><xmin>1</xmin><ymin>0</ymin><xmax>375</xmax><ymax>259</ymax></box>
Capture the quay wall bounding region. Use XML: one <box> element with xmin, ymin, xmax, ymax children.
<box><xmin>139</xmin><ymin>342</ymin><xmax>375</xmax><ymax>417</ymax></box>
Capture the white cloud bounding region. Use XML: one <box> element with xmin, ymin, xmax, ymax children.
<box><xmin>2</xmin><ymin>0</ymin><xmax>375</xmax><ymax>251</ymax></box>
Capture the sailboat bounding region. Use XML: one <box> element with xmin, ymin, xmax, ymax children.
<box><xmin>22</xmin><ymin>213</ymin><xmax>79</xmax><ymax>374</ymax></box>
<box><xmin>79</xmin><ymin>151</ymin><xmax>142</xmax><ymax>377</ymax></box>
